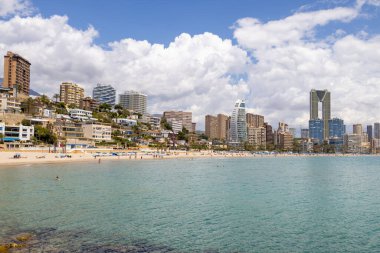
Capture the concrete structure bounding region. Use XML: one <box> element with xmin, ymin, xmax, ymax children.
<box><xmin>149</xmin><ymin>116</ymin><xmax>161</xmax><ymax>130</ymax></box>
<box><xmin>80</xmin><ymin>97</ymin><xmax>99</xmax><ymax>111</ymax></box>
<box><xmin>0</xmin><ymin>123</ymin><xmax>34</xmax><ymax>142</ymax></box>
<box><xmin>119</xmin><ymin>90</ymin><xmax>147</xmax><ymax>115</ymax></box>
<box><xmin>0</xmin><ymin>94</ymin><xmax>21</xmax><ymax>113</ymax></box>
<box><xmin>114</xmin><ymin>118</ymin><xmax>137</xmax><ymax>127</ymax></box>
<box><xmin>205</xmin><ymin>114</ymin><xmax>228</xmax><ymax>140</ymax></box>
<box><xmin>310</xmin><ymin>89</ymin><xmax>331</xmax><ymax>140</ymax></box>
<box><xmin>229</xmin><ymin>100</ymin><xmax>247</xmax><ymax>144</ymax></box>
<box><xmin>163</xmin><ymin>111</ymin><xmax>193</xmax><ymax>132</ymax></box>
<box><xmin>217</xmin><ymin>114</ymin><xmax>228</xmax><ymax>140</ymax></box>
<box><xmin>247</xmin><ymin>126</ymin><xmax>266</xmax><ymax>149</ymax></box>
<box><xmin>246</xmin><ymin>113</ymin><xmax>264</xmax><ymax>128</ymax></box>
<box><xmin>375</xmin><ymin>123</ymin><xmax>380</xmax><ymax>139</ymax></box>
<box><xmin>367</xmin><ymin>125</ymin><xmax>373</xmax><ymax>141</ymax></box>
<box><xmin>60</xmin><ymin>82</ymin><xmax>84</xmax><ymax>107</ymax></box>
<box><xmin>93</xmin><ymin>84</ymin><xmax>116</xmax><ymax>106</ymax></box>
<box><xmin>353</xmin><ymin>124</ymin><xmax>363</xmax><ymax>135</ymax></box>
<box><xmin>289</xmin><ymin>128</ymin><xmax>296</xmax><ymax>138</ymax></box>
<box><xmin>68</xmin><ymin>109</ymin><xmax>93</xmax><ymax>121</ymax></box>
<box><xmin>277</xmin><ymin>132</ymin><xmax>293</xmax><ymax>151</ymax></box>
<box><xmin>3</xmin><ymin>51</ymin><xmax>31</xmax><ymax>95</ymax></box>
<box><xmin>344</xmin><ymin>134</ymin><xmax>364</xmax><ymax>153</ymax></box>
<box><xmin>301</xmin><ymin>129</ymin><xmax>309</xmax><ymax>139</ymax></box>
<box><xmin>205</xmin><ymin>115</ymin><xmax>218</xmax><ymax>140</ymax></box>
<box><xmin>55</xmin><ymin>121</ymin><xmax>84</xmax><ymax>139</ymax></box>
<box><xmin>82</xmin><ymin>124</ymin><xmax>112</xmax><ymax>141</ymax></box>
<box><xmin>264</xmin><ymin>123</ymin><xmax>274</xmax><ymax>147</ymax></box>
<box><xmin>166</xmin><ymin>118</ymin><xmax>182</xmax><ymax>134</ymax></box>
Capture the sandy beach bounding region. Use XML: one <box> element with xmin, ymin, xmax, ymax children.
<box><xmin>0</xmin><ymin>149</ymin><xmax>377</xmax><ymax>166</ymax></box>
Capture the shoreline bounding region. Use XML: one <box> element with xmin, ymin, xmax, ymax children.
<box><xmin>0</xmin><ymin>150</ymin><xmax>379</xmax><ymax>167</ymax></box>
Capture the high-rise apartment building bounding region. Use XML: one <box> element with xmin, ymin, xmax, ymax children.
<box><xmin>3</xmin><ymin>51</ymin><xmax>31</xmax><ymax>95</ymax></box>
<box><xmin>163</xmin><ymin>111</ymin><xmax>193</xmax><ymax>132</ymax></box>
<box><xmin>353</xmin><ymin>124</ymin><xmax>363</xmax><ymax>135</ymax></box>
<box><xmin>367</xmin><ymin>125</ymin><xmax>373</xmax><ymax>141</ymax></box>
<box><xmin>329</xmin><ymin>118</ymin><xmax>345</xmax><ymax>138</ymax></box>
<box><xmin>246</xmin><ymin>113</ymin><xmax>264</xmax><ymax>128</ymax></box>
<box><xmin>205</xmin><ymin>114</ymin><xmax>228</xmax><ymax>140</ymax></box>
<box><xmin>93</xmin><ymin>84</ymin><xmax>116</xmax><ymax>106</ymax></box>
<box><xmin>229</xmin><ymin>100</ymin><xmax>247</xmax><ymax>144</ymax></box>
<box><xmin>301</xmin><ymin>129</ymin><xmax>309</xmax><ymax>139</ymax></box>
<box><xmin>205</xmin><ymin>115</ymin><xmax>218</xmax><ymax>140</ymax></box>
<box><xmin>264</xmin><ymin>123</ymin><xmax>274</xmax><ymax>147</ymax></box>
<box><xmin>374</xmin><ymin>123</ymin><xmax>380</xmax><ymax>139</ymax></box>
<box><xmin>119</xmin><ymin>91</ymin><xmax>147</xmax><ymax>115</ymax></box>
<box><xmin>247</xmin><ymin>126</ymin><xmax>266</xmax><ymax>149</ymax></box>
<box><xmin>310</xmin><ymin>89</ymin><xmax>331</xmax><ymax>140</ymax></box>
<box><xmin>60</xmin><ymin>82</ymin><xmax>84</xmax><ymax>107</ymax></box>
<box><xmin>217</xmin><ymin>114</ymin><xmax>228</xmax><ymax>140</ymax></box>
<box><xmin>309</xmin><ymin>119</ymin><xmax>324</xmax><ymax>142</ymax></box>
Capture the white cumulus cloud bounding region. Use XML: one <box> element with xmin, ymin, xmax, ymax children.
<box><xmin>0</xmin><ymin>0</ymin><xmax>33</xmax><ymax>17</ymax></box>
<box><xmin>234</xmin><ymin>1</ymin><xmax>380</xmax><ymax>128</ymax></box>
<box><xmin>0</xmin><ymin>15</ymin><xmax>250</xmax><ymax>129</ymax></box>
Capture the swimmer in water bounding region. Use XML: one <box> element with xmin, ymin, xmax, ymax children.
<box><xmin>55</xmin><ymin>176</ymin><xmax>60</xmax><ymax>180</ymax></box>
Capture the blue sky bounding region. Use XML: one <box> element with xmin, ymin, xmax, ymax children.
<box><xmin>1</xmin><ymin>0</ymin><xmax>380</xmax><ymax>128</ymax></box>
<box><xmin>32</xmin><ymin>0</ymin><xmax>380</xmax><ymax>46</ymax></box>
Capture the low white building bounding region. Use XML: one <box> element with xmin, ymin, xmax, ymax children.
<box><xmin>0</xmin><ymin>122</ymin><xmax>34</xmax><ymax>142</ymax></box>
<box><xmin>150</xmin><ymin>116</ymin><xmax>161</xmax><ymax>130</ymax></box>
<box><xmin>82</xmin><ymin>123</ymin><xmax>112</xmax><ymax>141</ymax></box>
<box><xmin>114</xmin><ymin>118</ymin><xmax>137</xmax><ymax>126</ymax></box>
<box><xmin>167</xmin><ymin>118</ymin><xmax>182</xmax><ymax>134</ymax></box>
<box><xmin>68</xmin><ymin>108</ymin><xmax>93</xmax><ymax>121</ymax></box>
<box><xmin>0</xmin><ymin>94</ymin><xmax>21</xmax><ymax>113</ymax></box>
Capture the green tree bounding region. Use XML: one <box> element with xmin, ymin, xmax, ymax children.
<box><xmin>34</xmin><ymin>125</ymin><xmax>57</xmax><ymax>144</ymax></box>
<box><xmin>21</xmin><ymin>119</ymin><xmax>31</xmax><ymax>126</ymax></box>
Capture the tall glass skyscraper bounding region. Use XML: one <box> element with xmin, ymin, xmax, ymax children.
<box><xmin>229</xmin><ymin>100</ymin><xmax>247</xmax><ymax>144</ymax></box>
<box><xmin>93</xmin><ymin>84</ymin><xmax>116</xmax><ymax>106</ymax></box>
<box><xmin>310</xmin><ymin>89</ymin><xmax>331</xmax><ymax>140</ymax></box>
<box><xmin>328</xmin><ymin>118</ymin><xmax>344</xmax><ymax>138</ymax></box>
<box><xmin>309</xmin><ymin>119</ymin><xmax>324</xmax><ymax>142</ymax></box>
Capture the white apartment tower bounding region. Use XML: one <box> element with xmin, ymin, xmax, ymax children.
<box><xmin>229</xmin><ymin>99</ymin><xmax>247</xmax><ymax>144</ymax></box>
<box><xmin>119</xmin><ymin>90</ymin><xmax>147</xmax><ymax>115</ymax></box>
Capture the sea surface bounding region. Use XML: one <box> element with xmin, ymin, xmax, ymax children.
<box><xmin>1</xmin><ymin>156</ymin><xmax>380</xmax><ymax>252</ymax></box>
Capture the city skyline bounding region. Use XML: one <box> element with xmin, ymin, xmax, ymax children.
<box><xmin>0</xmin><ymin>0</ymin><xmax>380</xmax><ymax>128</ymax></box>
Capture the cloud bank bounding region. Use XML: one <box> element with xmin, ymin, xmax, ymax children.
<box><xmin>0</xmin><ymin>0</ymin><xmax>380</xmax><ymax>129</ymax></box>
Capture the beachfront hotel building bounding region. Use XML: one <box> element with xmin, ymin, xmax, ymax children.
<box><xmin>92</xmin><ymin>84</ymin><xmax>116</xmax><ymax>106</ymax></box>
<box><xmin>310</xmin><ymin>89</ymin><xmax>331</xmax><ymax>140</ymax></box>
<box><xmin>328</xmin><ymin>118</ymin><xmax>345</xmax><ymax>138</ymax></box>
<box><xmin>247</xmin><ymin>126</ymin><xmax>266</xmax><ymax>149</ymax></box>
<box><xmin>119</xmin><ymin>90</ymin><xmax>147</xmax><ymax>115</ymax></box>
<box><xmin>82</xmin><ymin>123</ymin><xmax>112</xmax><ymax>141</ymax></box>
<box><xmin>3</xmin><ymin>51</ymin><xmax>31</xmax><ymax>96</ymax></box>
<box><xmin>60</xmin><ymin>82</ymin><xmax>84</xmax><ymax>107</ymax></box>
<box><xmin>163</xmin><ymin>111</ymin><xmax>193</xmax><ymax>132</ymax></box>
<box><xmin>229</xmin><ymin>99</ymin><xmax>247</xmax><ymax>144</ymax></box>
<box><xmin>0</xmin><ymin>123</ymin><xmax>34</xmax><ymax>142</ymax></box>
<box><xmin>246</xmin><ymin>113</ymin><xmax>264</xmax><ymax>128</ymax></box>
<box><xmin>205</xmin><ymin>114</ymin><xmax>229</xmax><ymax>140</ymax></box>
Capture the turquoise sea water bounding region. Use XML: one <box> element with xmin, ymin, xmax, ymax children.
<box><xmin>1</xmin><ymin>156</ymin><xmax>380</xmax><ymax>252</ymax></box>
